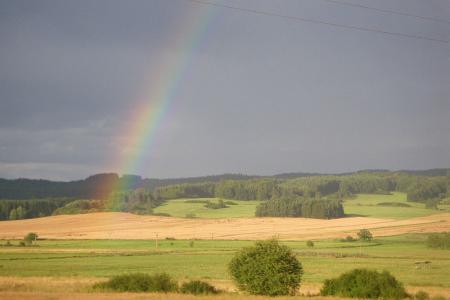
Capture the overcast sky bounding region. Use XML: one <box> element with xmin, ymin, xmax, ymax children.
<box><xmin>1</xmin><ymin>0</ymin><xmax>449</xmax><ymax>180</ymax></box>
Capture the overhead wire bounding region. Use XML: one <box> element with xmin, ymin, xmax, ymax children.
<box><xmin>183</xmin><ymin>0</ymin><xmax>450</xmax><ymax>44</ymax></box>
<box><xmin>320</xmin><ymin>0</ymin><xmax>450</xmax><ymax>25</ymax></box>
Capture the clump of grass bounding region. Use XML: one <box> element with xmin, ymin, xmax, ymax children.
<box><xmin>94</xmin><ymin>273</ymin><xmax>177</xmax><ymax>293</ymax></box>
<box><xmin>414</xmin><ymin>291</ymin><xmax>429</xmax><ymax>300</ymax></box>
<box><xmin>204</xmin><ymin>199</ymin><xmax>228</xmax><ymax>209</ymax></box>
<box><xmin>180</xmin><ymin>280</ymin><xmax>218</xmax><ymax>295</ymax></box>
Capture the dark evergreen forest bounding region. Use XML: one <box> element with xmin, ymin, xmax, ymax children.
<box><xmin>0</xmin><ymin>169</ymin><xmax>449</xmax><ymax>220</ymax></box>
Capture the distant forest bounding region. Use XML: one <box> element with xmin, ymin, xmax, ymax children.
<box><xmin>0</xmin><ymin>169</ymin><xmax>449</xmax><ymax>221</ymax></box>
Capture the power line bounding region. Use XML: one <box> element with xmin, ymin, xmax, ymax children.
<box><xmin>320</xmin><ymin>0</ymin><xmax>450</xmax><ymax>25</ymax></box>
<box><xmin>183</xmin><ymin>0</ymin><xmax>449</xmax><ymax>44</ymax></box>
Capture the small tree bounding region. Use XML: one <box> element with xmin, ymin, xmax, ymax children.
<box><xmin>24</xmin><ymin>232</ymin><xmax>38</xmax><ymax>246</ymax></box>
<box><xmin>229</xmin><ymin>239</ymin><xmax>303</xmax><ymax>296</ymax></box>
<box><xmin>357</xmin><ymin>229</ymin><xmax>373</xmax><ymax>242</ymax></box>
<box><xmin>306</xmin><ymin>240</ymin><xmax>314</xmax><ymax>248</ymax></box>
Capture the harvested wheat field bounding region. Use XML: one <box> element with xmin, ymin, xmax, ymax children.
<box><xmin>0</xmin><ymin>212</ymin><xmax>449</xmax><ymax>240</ymax></box>
<box><xmin>0</xmin><ymin>292</ymin><xmax>339</xmax><ymax>300</ymax></box>
<box><xmin>1</xmin><ymin>277</ymin><xmax>449</xmax><ymax>300</ymax></box>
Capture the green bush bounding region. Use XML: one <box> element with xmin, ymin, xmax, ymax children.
<box><xmin>320</xmin><ymin>269</ymin><xmax>406</xmax><ymax>299</ymax></box>
<box><xmin>358</xmin><ymin>229</ymin><xmax>373</xmax><ymax>242</ymax></box>
<box><xmin>224</xmin><ymin>200</ymin><xmax>238</xmax><ymax>205</ymax></box>
<box><xmin>306</xmin><ymin>240</ymin><xmax>314</xmax><ymax>248</ymax></box>
<box><xmin>94</xmin><ymin>273</ymin><xmax>177</xmax><ymax>293</ymax></box>
<box><xmin>180</xmin><ymin>280</ymin><xmax>218</xmax><ymax>295</ymax></box>
<box><xmin>24</xmin><ymin>232</ymin><xmax>38</xmax><ymax>246</ymax></box>
<box><xmin>340</xmin><ymin>235</ymin><xmax>356</xmax><ymax>242</ymax></box>
<box><xmin>204</xmin><ymin>199</ymin><xmax>228</xmax><ymax>209</ymax></box>
<box><xmin>229</xmin><ymin>239</ymin><xmax>303</xmax><ymax>296</ymax></box>
<box><xmin>415</xmin><ymin>291</ymin><xmax>430</xmax><ymax>300</ymax></box>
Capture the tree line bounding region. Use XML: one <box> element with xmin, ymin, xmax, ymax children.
<box><xmin>153</xmin><ymin>172</ymin><xmax>450</xmax><ymax>203</ymax></box>
<box><xmin>0</xmin><ymin>198</ymin><xmax>73</xmax><ymax>221</ymax></box>
<box><xmin>1</xmin><ymin>170</ymin><xmax>449</xmax><ymax>220</ymax></box>
<box><xmin>255</xmin><ymin>197</ymin><xmax>344</xmax><ymax>219</ymax></box>
<box><xmin>53</xmin><ymin>189</ymin><xmax>165</xmax><ymax>216</ymax></box>
<box><xmin>0</xmin><ymin>173</ymin><xmax>258</xmax><ymax>200</ymax></box>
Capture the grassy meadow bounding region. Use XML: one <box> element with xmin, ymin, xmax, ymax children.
<box><xmin>1</xmin><ymin>234</ymin><xmax>449</xmax><ymax>289</ymax></box>
<box><xmin>151</xmin><ymin>193</ymin><xmax>448</xmax><ymax>220</ymax></box>
<box><xmin>1</xmin><ymin>193</ymin><xmax>449</xmax><ymax>299</ymax></box>
<box><xmin>342</xmin><ymin>192</ymin><xmax>448</xmax><ymax>219</ymax></box>
<box><xmin>153</xmin><ymin>198</ymin><xmax>262</xmax><ymax>218</ymax></box>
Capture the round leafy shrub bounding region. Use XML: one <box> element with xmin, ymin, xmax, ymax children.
<box><xmin>358</xmin><ymin>229</ymin><xmax>373</xmax><ymax>241</ymax></box>
<box><xmin>94</xmin><ymin>273</ymin><xmax>177</xmax><ymax>292</ymax></box>
<box><xmin>229</xmin><ymin>239</ymin><xmax>303</xmax><ymax>296</ymax></box>
<box><xmin>321</xmin><ymin>269</ymin><xmax>406</xmax><ymax>299</ymax></box>
<box><xmin>24</xmin><ymin>232</ymin><xmax>38</xmax><ymax>246</ymax></box>
<box><xmin>180</xmin><ymin>280</ymin><xmax>218</xmax><ymax>295</ymax></box>
<box><xmin>204</xmin><ymin>199</ymin><xmax>228</xmax><ymax>209</ymax></box>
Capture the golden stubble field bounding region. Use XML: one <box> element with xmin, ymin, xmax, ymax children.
<box><xmin>0</xmin><ymin>277</ymin><xmax>449</xmax><ymax>300</ymax></box>
<box><xmin>0</xmin><ymin>212</ymin><xmax>449</xmax><ymax>240</ymax></box>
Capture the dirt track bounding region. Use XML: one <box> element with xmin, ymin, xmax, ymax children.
<box><xmin>0</xmin><ymin>212</ymin><xmax>449</xmax><ymax>240</ymax></box>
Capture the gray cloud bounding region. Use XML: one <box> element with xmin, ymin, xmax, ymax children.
<box><xmin>1</xmin><ymin>0</ymin><xmax>449</xmax><ymax>180</ymax></box>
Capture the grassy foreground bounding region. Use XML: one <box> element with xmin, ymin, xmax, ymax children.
<box><xmin>0</xmin><ymin>234</ymin><xmax>449</xmax><ymax>288</ymax></box>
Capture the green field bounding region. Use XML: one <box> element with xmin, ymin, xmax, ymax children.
<box><xmin>1</xmin><ymin>234</ymin><xmax>449</xmax><ymax>288</ymax></box>
<box><xmin>151</xmin><ymin>193</ymin><xmax>446</xmax><ymax>220</ymax></box>
<box><xmin>153</xmin><ymin>198</ymin><xmax>262</xmax><ymax>218</ymax></box>
<box><xmin>343</xmin><ymin>193</ymin><xmax>448</xmax><ymax>219</ymax></box>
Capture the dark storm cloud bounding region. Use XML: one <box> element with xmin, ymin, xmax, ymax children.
<box><xmin>0</xmin><ymin>0</ymin><xmax>449</xmax><ymax>180</ymax></box>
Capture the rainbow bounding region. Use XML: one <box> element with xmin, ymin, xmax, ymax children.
<box><xmin>114</xmin><ymin>3</ymin><xmax>215</xmax><ymax>178</ymax></box>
